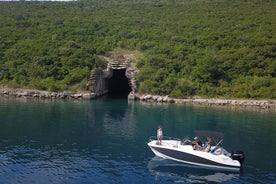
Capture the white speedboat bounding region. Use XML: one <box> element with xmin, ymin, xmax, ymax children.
<box><xmin>147</xmin><ymin>130</ymin><xmax>245</xmax><ymax>171</ymax></box>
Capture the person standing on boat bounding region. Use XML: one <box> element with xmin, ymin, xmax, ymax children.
<box><xmin>157</xmin><ymin>125</ymin><xmax>163</xmax><ymax>145</ymax></box>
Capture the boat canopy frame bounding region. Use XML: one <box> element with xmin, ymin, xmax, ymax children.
<box><xmin>195</xmin><ymin>130</ymin><xmax>224</xmax><ymax>139</ymax></box>
<box><xmin>195</xmin><ymin>130</ymin><xmax>225</xmax><ymax>150</ymax></box>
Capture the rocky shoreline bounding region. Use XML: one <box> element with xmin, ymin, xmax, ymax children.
<box><xmin>0</xmin><ymin>86</ymin><xmax>275</xmax><ymax>110</ymax></box>
<box><xmin>128</xmin><ymin>93</ymin><xmax>276</xmax><ymax>110</ymax></box>
<box><xmin>0</xmin><ymin>87</ymin><xmax>97</xmax><ymax>100</ymax></box>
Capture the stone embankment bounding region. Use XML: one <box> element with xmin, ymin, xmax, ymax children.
<box><xmin>0</xmin><ymin>87</ymin><xmax>97</xmax><ymax>100</ymax></box>
<box><xmin>128</xmin><ymin>93</ymin><xmax>276</xmax><ymax>109</ymax></box>
<box><xmin>1</xmin><ymin>86</ymin><xmax>275</xmax><ymax>109</ymax></box>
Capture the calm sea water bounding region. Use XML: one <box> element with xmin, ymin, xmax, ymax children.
<box><xmin>0</xmin><ymin>97</ymin><xmax>275</xmax><ymax>184</ymax></box>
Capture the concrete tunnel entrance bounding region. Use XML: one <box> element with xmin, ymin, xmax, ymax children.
<box><xmin>107</xmin><ymin>69</ymin><xmax>131</xmax><ymax>97</ymax></box>
<box><xmin>87</xmin><ymin>59</ymin><xmax>138</xmax><ymax>98</ymax></box>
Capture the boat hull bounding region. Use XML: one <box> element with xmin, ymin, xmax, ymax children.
<box><xmin>148</xmin><ymin>140</ymin><xmax>241</xmax><ymax>171</ymax></box>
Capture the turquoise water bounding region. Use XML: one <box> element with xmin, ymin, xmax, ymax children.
<box><xmin>0</xmin><ymin>97</ymin><xmax>275</xmax><ymax>183</ymax></box>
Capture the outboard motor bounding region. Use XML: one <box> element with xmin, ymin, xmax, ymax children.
<box><xmin>231</xmin><ymin>150</ymin><xmax>245</xmax><ymax>166</ymax></box>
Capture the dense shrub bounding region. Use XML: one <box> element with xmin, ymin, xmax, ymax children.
<box><xmin>0</xmin><ymin>0</ymin><xmax>275</xmax><ymax>99</ymax></box>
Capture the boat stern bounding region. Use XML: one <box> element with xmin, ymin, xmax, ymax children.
<box><xmin>231</xmin><ymin>150</ymin><xmax>245</xmax><ymax>166</ymax></box>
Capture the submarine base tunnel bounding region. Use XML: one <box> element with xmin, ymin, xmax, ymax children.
<box><xmin>106</xmin><ymin>69</ymin><xmax>131</xmax><ymax>98</ymax></box>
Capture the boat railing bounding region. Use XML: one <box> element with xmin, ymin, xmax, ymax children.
<box><xmin>148</xmin><ymin>136</ymin><xmax>181</xmax><ymax>142</ymax></box>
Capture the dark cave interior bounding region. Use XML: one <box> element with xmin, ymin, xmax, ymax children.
<box><xmin>107</xmin><ymin>69</ymin><xmax>131</xmax><ymax>98</ymax></box>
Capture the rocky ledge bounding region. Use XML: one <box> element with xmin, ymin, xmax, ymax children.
<box><xmin>128</xmin><ymin>93</ymin><xmax>276</xmax><ymax>109</ymax></box>
<box><xmin>1</xmin><ymin>87</ymin><xmax>275</xmax><ymax>109</ymax></box>
<box><xmin>0</xmin><ymin>87</ymin><xmax>97</xmax><ymax>100</ymax></box>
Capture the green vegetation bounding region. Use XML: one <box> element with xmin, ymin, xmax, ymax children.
<box><xmin>0</xmin><ymin>0</ymin><xmax>275</xmax><ymax>98</ymax></box>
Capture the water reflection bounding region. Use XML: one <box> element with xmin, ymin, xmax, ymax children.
<box><xmin>147</xmin><ymin>156</ymin><xmax>240</xmax><ymax>183</ymax></box>
<box><xmin>102</xmin><ymin>100</ymin><xmax>136</xmax><ymax>139</ymax></box>
<box><xmin>84</xmin><ymin>99</ymin><xmax>137</xmax><ymax>140</ymax></box>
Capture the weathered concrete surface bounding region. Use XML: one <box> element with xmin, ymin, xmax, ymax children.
<box><xmin>87</xmin><ymin>58</ymin><xmax>139</xmax><ymax>97</ymax></box>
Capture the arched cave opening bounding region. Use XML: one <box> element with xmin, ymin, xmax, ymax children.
<box><xmin>107</xmin><ymin>69</ymin><xmax>131</xmax><ymax>98</ymax></box>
